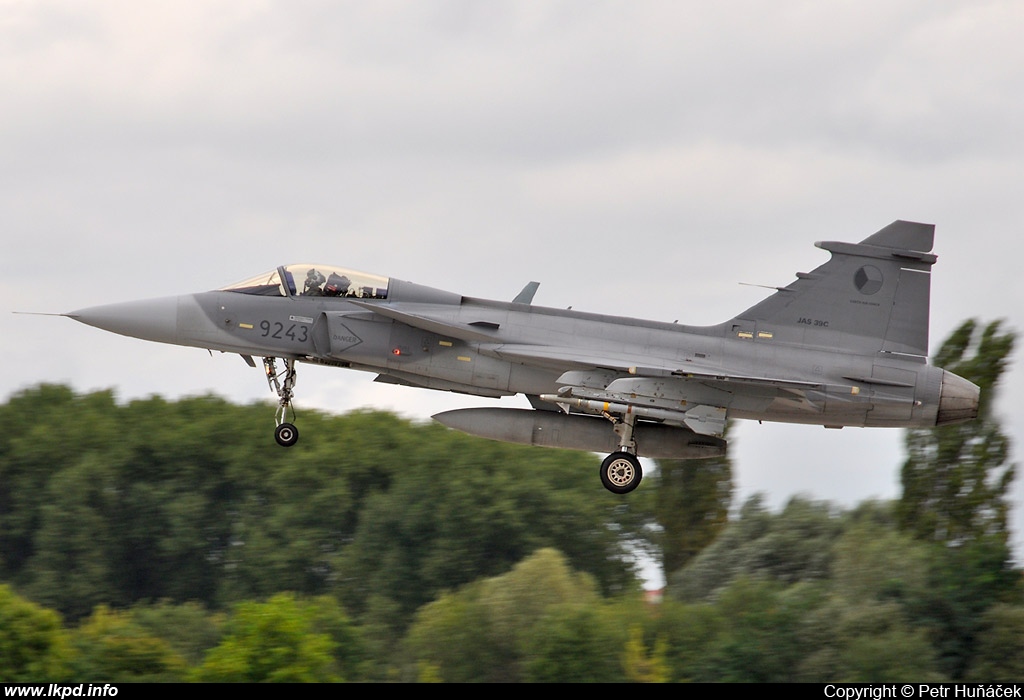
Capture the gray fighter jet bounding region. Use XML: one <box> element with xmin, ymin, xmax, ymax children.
<box><xmin>65</xmin><ymin>220</ymin><xmax>979</xmax><ymax>493</ymax></box>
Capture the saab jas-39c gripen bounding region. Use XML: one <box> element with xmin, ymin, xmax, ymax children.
<box><xmin>63</xmin><ymin>220</ymin><xmax>979</xmax><ymax>494</ymax></box>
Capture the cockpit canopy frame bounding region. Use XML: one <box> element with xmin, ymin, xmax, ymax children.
<box><xmin>221</xmin><ymin>264</ymin><xmax>389</xmax><ymax>300</ymax></box>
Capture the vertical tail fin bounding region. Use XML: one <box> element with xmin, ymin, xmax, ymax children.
<box><xmin>730</xmin><ymin>220</ymin><xmax>936</xmax><ymax>358</ymax></box>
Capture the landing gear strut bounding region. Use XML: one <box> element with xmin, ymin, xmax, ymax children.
<box><xmin>264</xmin><ymin>357</ymin><xmax>299</xmax><ymax>447</ymax></box>
<box><xmin>600</xmin><ymin>409</ymin><xmax>642</xmax><ymax>494</ymax></box>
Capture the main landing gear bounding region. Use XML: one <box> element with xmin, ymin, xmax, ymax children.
<box><xmin>599</xmin><ymin>410</ymin><xmax>643</xmax><ymax>494</ymax></box>
<box><xmin>265</xmin><ymin>357</ymin><xmax>299</xmax><ymax>447</ymax></box>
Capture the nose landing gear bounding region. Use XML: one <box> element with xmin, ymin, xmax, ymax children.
<box><xmin>274</xmin><ymin>422</ymin><xmax>299</xmax><ymax>447</ymax></box>
<box><xmin>264</xmin><ymin>357</ymin><xmax>299</xmax><ymax>447</ymax></box>
<box><xmin>600</xmin><ymin>409</ymin><xmax>643</xmax><ymax>494</ymax></box>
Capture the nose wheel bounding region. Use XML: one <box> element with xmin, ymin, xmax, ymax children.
<box><xmin>600</xmin><ymin>409</ymin><xmax>642</xmax><ymax>493</ymax></box>
<box><xmin>265</xmin><ymin>357</ymin><xmax>300</xmax><ymax>447</ymax></box>
<box><xmin>274</xmin><ymin>422</ymin><xmax>299</xmax><ymax>447</ymax></box>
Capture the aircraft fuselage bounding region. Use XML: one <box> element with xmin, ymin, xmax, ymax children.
<box><xmin>74</xmin><ymin>276</ymin><xmax>966</xmax><ymax>431</ymax></box>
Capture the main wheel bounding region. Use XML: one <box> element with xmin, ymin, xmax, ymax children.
<box><xmin>600</xmin><ymin>452</ymin><xmax>642</xmax><ymax>494</ymax></box>
<box><xmin>275</xmin><ymin>422</ymin><xmax>299</xmax><ymax>447</ymax></box>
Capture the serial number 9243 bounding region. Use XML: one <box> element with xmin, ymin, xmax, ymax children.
<box><xmin>260</xmin><ymin>321</ymin><xmax>309</xmax><ymax>343</ymax></box>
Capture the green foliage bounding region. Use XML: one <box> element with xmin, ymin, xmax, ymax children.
<box><xmin>217</xmin><ymin>408</ymin><xmax>397</xmax><ymax>603</ymax></box>
<box><xmin>967</xmin><ymin>604</ymin><xmax>1024</xmax><ymax>681</ymax></box>
<box><xmin>404</xmin><ymin>580</ymin><xmax>502</xmax><ymax>683</ymax></box>
<box><xmin>193</xmin><ymin>593</ymin><xmax>362</xmax><ymax>682</ymax></box>
<box><xmin>405</xmin><ymin>548</ymin><xmax>612</xmax><ymax>682</ymax></box>
<box><xmin>668</xmin><ymin>495</ymin><xmax>844</xmax><ymax>601</ymax></box>
<box><xmin>829</xmin><ymin>505</ymin><xmax>933</xmax><ymax>604</ymax></box>
<box><xmin>477</xmin><ymin>548</ymin><xmax>601</xmax><ymax>646</ymax></box>
<box><xmin>907</xmin><ymin>536</ymin><xmax>1019</xmax><ymax>680</ymax></box>
<box><xmin>620</xmin><ymin>624</ymin><xmax>669</xmax><ymax>683</ymax></box>
<box><xmin>127</xmin><ymin>601</ymin><xmax>224</xmax><ymax>667</ymax></box>
<box><xmin>332</xmin><ymin>425</ymin><xmax>640</xmax><ymax>621</ymax></box>
<box><xmin>0</xmin><ymin>386</ymin><xmax>121</xmax><ymax>584</ymax></box>
<box><xmin>899</xmin><ymin>319</ymin><xmax>1016</xmax><ymax>545</ymax></box>
<box><xmin>70</xmin><ymin>605</ymin><xmax>187</xmax><ymax>682</ymax></box>
<box><xmin>524</xmin><ymin>605</ymin><xmax>629</xmax><ymax>683</ymax></box>
<box><xmin>24</xmin><ymin>455</ymin><xmax>117</xmax><ymax>621</ymax></box>
<box><xmin>0</xmin><ymin>584</ymin><xmax>71</xmax><ymax>681</ymax></box>
<box><xmin>0</xmin><ymin>386</ymin><xmax>640</xmax><ymax>627</ymax></box>
<box><xmin>694</xmin><ymin>577</ymin><xmax>822</xmax><ymax>682</ymax></box>
<box><xmin>303</xmin><ymin>594</ymin><xmax>370</xmax><ymax>682</ymax></box>
<box><xmin>0</xmin><ymin>385</ymin><xmax>653</xmax><ymax>679</ymax></box>
<box><xmin>797</xmin><ymin>600</ymin><xmax>944</xmax><ymax>682</ymax></box>
<box><xmin>652</xmin><ymin>430</ymin><xmax>733</xmax><ymax>579</ymax></box>
<box><xmin>1</xmin><ymin>389</ymin><xmax>285</xmax><ymax>618</ymax></box>
<box><xmin>658</xmin><ymin>498</ymin><xmax>960</xmax><ymax>682</ymax></box>
<box><xmin>644</xmin><ymin>598</ymin><xmax>722</xmax><ymax>682</ymax></box>
<box><xmin>895</xmin><ymin>319</ymin><xmax>1018</xmax><ymax>678</ymax></box>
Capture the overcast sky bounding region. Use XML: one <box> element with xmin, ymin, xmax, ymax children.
<box><xmin>4</xmin><ymin>1</ymin><xmax>1023</xmax><ymax>573</ymax></box>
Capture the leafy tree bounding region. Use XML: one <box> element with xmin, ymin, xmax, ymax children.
<box><xmin>899</xmin><ymin>319</ymin><xmax>1016</xmax><ymax>545</ymax></box>
<box><xmin>334</xmin><ymin>428</ymin><xmax>640</xmax><ymax>622</ymax></box>
<box><xmin>896</xmin><ymin>319</ymin><xmax>1017</xmax><ymax>678</ymax></box>
<box><xmin>0</xmin><ymin>387</ymin><xmax>643</xmax><ymax>627</ymax></box>
<box><xmin>907</xmin><ymin>536</ymin><xmax>1019</xmax><ymax>680</ymax></box>
<box><xmin>967</xmin><ymin>604</ymin><xmax>1024</xmax><ymax>681</ymax></box>
<box><xmin>620</xmin><ymin>624</ymin><xmax>670</xmax><ymax>683</ymax></box>
<box><xmin>0</xmin><ymin>386</ymin><xmax>122</xmax><ymax>583</ymax></box>
<box><xmin>668</xmin><ymin>495</ymin><xmax>843</xmax><ymax>602</ymax></box>
<box><xmin>128</xmin><ymin>600</ymin><xmax>224</xmax><ymax>668</ymax></box>
<box><xmin>70</xmin><ymin>605</ymin><xmax>187</xmax><ymax>682</ymax></box>
<box><xmin>523</xmin><ymin>605</ymin><xmax>629</xmax><ymax>683</ymax></box>
<box><xmin>693</xmin><ymin>577</ymin><xmax>822</xmax><ymax>682</ymax></box>
<box><xmin>477</xmin><ymin>548</ymin><xmax>601</xmax><ymax>648</ymax></box>
<box><xmin>403</xmin><ymin>580</ymin><xmax>501</xmax><ymax>683</ymax></box>
<box><xmin>645</xmin><ymin>598</ymin><xmax>722</xmax><ymax>682</ymax></box>
<box><xmin>792</xmin><ymin>514</ymin><xmax>946</xmax><ymax>681</ymax></box>
<box><xmin>303</xmin><ymin>594</ymin><xmax>370</xmax><ymax>682</ymax></box>
<box><xmin>797</xmin><ymin>600</ymin><xmax>944</xmax><ymax>682</ymax></box>
<box><xmin>0</xmin><ymin>584</ymin><xmax>71</xmax><ymax>681</ymax></box>
<box><xmin>652</xmin><ymin>429</ymin><xmax>733</xmax><ymax>579</ymax></box>
<box><xmin>24</xmin><ymin>455</ymin><xmax>117</xmax><ymax>620</ymax></box>
<box><xmin>404</xmin><ymin>548</ymin><xmax>605</xmax><ymax>683</ymax></box>
<box><xmin>193</xmin><ymin>593</ymin><xmax>360</xmax><ymax>682</ymax></box>
<box><xmin>828</xmin><ymin>505</ymin><xmax>933</xmax><ymax>605</ymax></box>
<box><xmin>217</xmin><ymin>409</ymin><xmax>405</xmax><ymax>604</ymax></box>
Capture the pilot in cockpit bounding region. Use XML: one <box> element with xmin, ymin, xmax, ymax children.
<box><xmin>303</xmin><ymin>268</ymin><xmax>326</xmax><ymax>296</ymax></box>
<box><xmin>324</xmin><ymin>272</ymin><xmax>352</xmax><ymax>297</ymax></box>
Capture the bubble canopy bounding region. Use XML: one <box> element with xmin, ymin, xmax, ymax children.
<box><xmin>220</xmin><ymin>264</ymin><xmax>389</xmax><ymax>300</ymax></box>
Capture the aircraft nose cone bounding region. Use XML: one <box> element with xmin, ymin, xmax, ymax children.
<box><xmin>936</xmin><ymin>370</ymin><xmax>981</xmax><ymax>425</ymax></box>
<box><xmin>68</xmin><ymin>296</ymin><xmax>181</xmax><ymax>345</ymax></box>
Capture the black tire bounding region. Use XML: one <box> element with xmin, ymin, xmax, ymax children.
<box><xmin>275</xmin><ymin>422</ymin><xmax>299</xmax><ymax>447</ymax></box>
<box><xmin>599</xmin><ymin>452</ymin><xmax>642</xmax><ymax>494</ymax></box>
